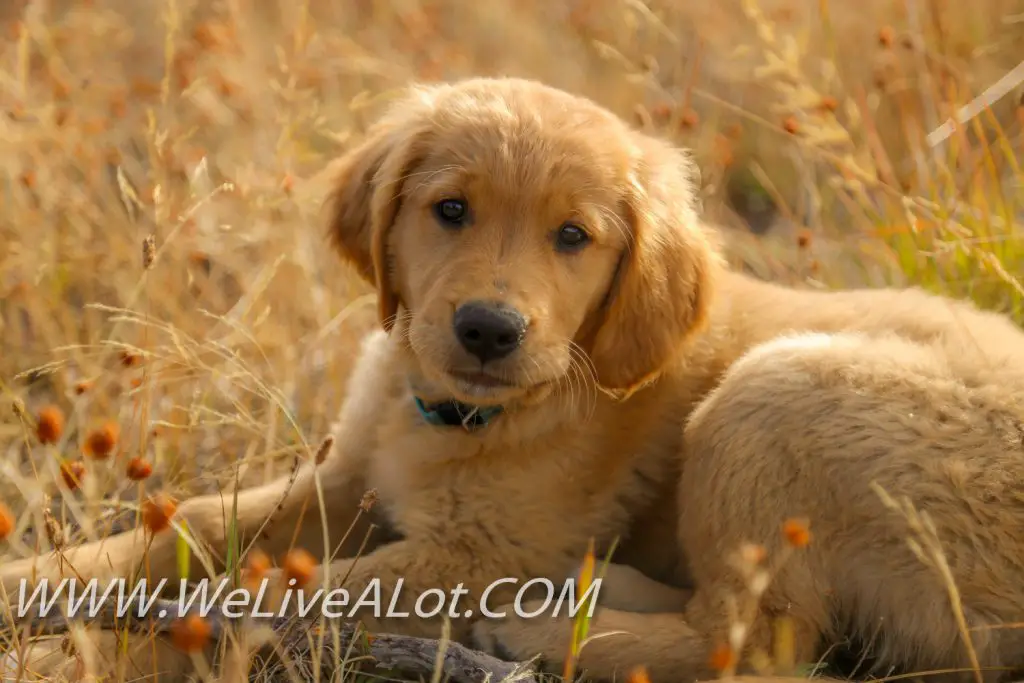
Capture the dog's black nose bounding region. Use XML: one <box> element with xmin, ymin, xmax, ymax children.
<box><xmin>453</xmin><ymin>301</ymin><xmax>527</xmax><ymax>363</ymax></box>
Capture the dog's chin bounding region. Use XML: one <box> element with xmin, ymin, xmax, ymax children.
<box><xmin>410</xmin><ymin>362</ymin><xmax>557</xmax><ymax>407</ymax></box>
<box><xmin>442</xmin><ymin>370</ymin><xmax>528</xmax><ymax>406</ymax></box>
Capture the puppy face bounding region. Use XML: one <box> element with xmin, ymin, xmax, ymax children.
<box><xmin>327</xmin><ymin>78</ymin><xmax>719</xmax><ymax>406</ymax></box>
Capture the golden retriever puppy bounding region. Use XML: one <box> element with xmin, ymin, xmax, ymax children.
<box><xmin>0</xmin><ymin>77</ymin><xmax>1022</xmax><ymax>683</ymax></box>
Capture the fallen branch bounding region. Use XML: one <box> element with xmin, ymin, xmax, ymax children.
<box><xmin>1</xmin><ymin>598</ymin><xmax>539</xmax><ymax>683</ymax></box>
<box><xmin>261</xmin><ymin>625</ymin><xmax>540</xmax><ymax>683</ymax></box>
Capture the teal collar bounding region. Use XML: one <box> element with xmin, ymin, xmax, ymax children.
<box><xmin>413</xmin><ymin>396</ymin><xmax>503</xmax><ymax>430</ymax></box>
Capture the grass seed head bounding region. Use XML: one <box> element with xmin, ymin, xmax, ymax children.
<box><xmin>359</xmin><ymin>488</ymin><xmax>378</xmax><ymax>513</ymax></box>
<box><xmin>11</xmin><ymin>398</ymin><xmax>27</xmax><ymax>421</ymax></box>
<box><xmin>42</xmin><ymin>507</ymin><xmax>64</xmax><ymax>550</ymax></box>
<box><xmin>142</xmin><ymin>235</ymin><xmax>156</xmax><ymax>269</ymax></box>
<box><xmin>314</xmin><ymin>435</ymin><xmax>334</xmax><ymax>465</ymax></box>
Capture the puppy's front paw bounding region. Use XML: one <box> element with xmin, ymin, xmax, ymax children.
<box><xmin>470</xmin><ymin>600</ymin><xmax>573</xmax><ymax>674</ymax></box>
<box><xmin>470</xmin><ymin>618</ymin><xmax>527</xmax><ymax>664</ymax></box>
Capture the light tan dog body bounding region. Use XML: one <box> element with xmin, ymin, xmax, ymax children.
<box><xmin>1</xmin><ymin>78</ymin><xmax>1023</xmax><ymax>683</ymax></box>
<box><xmin>474</xmin><ymin>270</ymin><xmax>1024</xmax><ymax>682</ymax></box>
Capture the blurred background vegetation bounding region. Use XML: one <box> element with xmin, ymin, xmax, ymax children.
<box><xmin>0</xmin><ymin>0</ymin><xmax>1021</xmax><ymax>554</ymax></box>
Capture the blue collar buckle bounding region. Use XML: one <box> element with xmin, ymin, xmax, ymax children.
<box><xmin>413</xmin><ymin>396</ymin><xmax>503</xmax><ymax>430</ymax></box>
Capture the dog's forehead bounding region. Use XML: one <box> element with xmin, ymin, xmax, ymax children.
<box><xmin>415</xmin><ymin>88</ymin><xmax>635</xmax><ymax>199</ymax></box>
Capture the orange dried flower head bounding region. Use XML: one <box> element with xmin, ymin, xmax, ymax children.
<box><xmin>170</xmin><ymin>613</ymin><xmax>211</xmax><ymax>652</ymax></box>
<box><xmin>713</xmin><ymin>134</ymin><xmax>735</xmax><ymax>168</ymax></box>
<box><xmin>818</xmin><ymin>96</ymin><xmax>839</xmax><ymax>113</ymax></box>
<box><xmin>0</xmin><ymin>503</ymin><xmax>14</xmax><ymax>540</ymax></box>
<box><xmin>73</xmin><ymin>380</ymin><xmax>92</xmax><ymax>395</ymax></box>
<box><xmin>796</xmin><ymin>229</ymin><xmax>813</xmax><ymax>249</ymax></box>
<box><xmin>84</xmin><ymin>423</ymin><xmax>119</xmax><ymax>460</ymax></box>
<box><xmin>782</xmin><ymin>518</ymin><xmax>812</xmax><ymax>547</ymax></box>
<box><xmin>739</xmin><ymin>542</ymin><xmax>767</xmax><ymax>566</ymax></box>
<box><xmin>60</xmin><ymin>460</ymin><xmax>86</xmax><ymax>491</ymax></box>
<box><xmin>126</xmin><ymin>457</ymin><xmax>153</xmax><ymax>481</ymax></box>
<box><xmin>679</xmin><ymin>108</ymin><xmax>699</xmax><ymax>130</ymax></box>
<box><xmin>709</xmin><ymin>642</ymin><xmax>736</xmax><ymax>672</ymax></box>
<box><xmin>650</xmin><ymin>102</ymin><xmax>672</xmax><ymax>122</ymax></box>
<box><xmin>36</xmin><ymin>406</ymin><xmax>65</xmax><ymax>445</ymax></box>
<box><xmin>627</xmin><ymin>666</ymin><xmax>651</xmax><ymax>683</ymax></box>
<box><xmin>244</xmin><ymin>548</ymin><xmax>271</xmax><ymax>586</ymax></box>
<box><xmin>142</xmin><ymin>494</ymin><xmax>177</xmax><ymax>533</ymax></box>
<box><xmin>109</xmin><ymin>96</ymin><xmax>127</xmax><ymax>119</ymax></box>
<box><xmin>51</xmin><ymin>79</ymin><xmax>71</xmax><ymax>100</ymax></box>
<box><xmin>119</xmin><ymin>351</ymin><xmax>141</xmax><ymax>367</ymax></box>
<box><xmin>878</xmin><ymin>26</ymin><xmax>895</xmax><ymax>47</ymax></box>
<box><xmin>282</xmin><ymin>548</ymin><xmax>316</xmax><ymax>587</ymax></box>
<box><xmin>782</xmin><ymin>116</ymin><xmax>799</xmax><ymax>134</ymax></box>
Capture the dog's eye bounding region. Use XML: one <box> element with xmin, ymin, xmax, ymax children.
<box><xmin>433</xmin><ymin>199</ymin><xmax>468</xmax><ymax>227</ymax></box>
<box><xmin>555</xmin><ymin>223</ymin><xmax>590</xmax><ymax>252</ymax></box>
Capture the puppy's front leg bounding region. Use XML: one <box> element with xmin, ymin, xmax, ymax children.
<box><xmin>472</xmin><ymin>604</ymin><xmax>710</xmax><ymax>682</ymax></box>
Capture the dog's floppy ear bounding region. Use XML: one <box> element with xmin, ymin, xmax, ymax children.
<box><xmin>587</xmin><ymin>137</ymin><xmax>721</xmax><ymax>394</ymax></box>
<box><xmin>325</xmin><ymin>101</ymin><xmax>432</xmax><ymax>331</ymax></box>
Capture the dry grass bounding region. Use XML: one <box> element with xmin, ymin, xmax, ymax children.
<box><xmin>0</xmin><ymin>0</ymin><xmax>1022</xmax><ymax>680</ymax></box>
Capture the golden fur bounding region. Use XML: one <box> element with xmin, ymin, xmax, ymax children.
<box><xmin>2</xmin><ymin>77</ymin><xmax>1024</xmax><ymax>683</ymax></box>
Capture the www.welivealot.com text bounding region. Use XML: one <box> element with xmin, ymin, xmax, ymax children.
<box><xmin>14</xmin><ymin>575</ymin><xmax>603</xmax><ymax>621</ymax></box>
